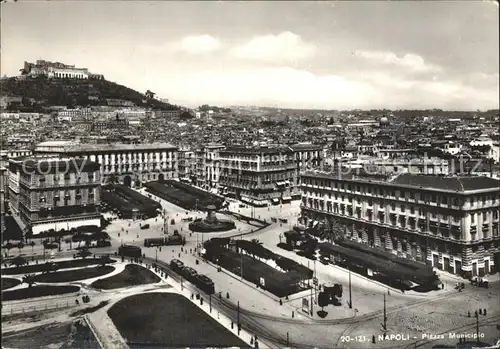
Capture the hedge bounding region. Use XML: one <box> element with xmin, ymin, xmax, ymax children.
<box><xmin>318</xmin><ymin>242</ymin><xmax>438</xmax><ymax>285</ymax></box>
<box><xmin>144</xmin><ymin>181</ymin><xmax>223</xmax><ymax>211</ymax></box>
<box><xmin>335</xmin><ymin>239</ymin><xmax>432</xmax><ymax>272</ymax></box>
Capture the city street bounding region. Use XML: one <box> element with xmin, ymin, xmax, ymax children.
<box><xmin>110</xmin><ymin>192</ymin><xmax>500</xmax><ymax>348</ymax></box>
<box><xmin>3</xmin><ymin>193</ymin><xmax>500</xmax><ymax>349</ymax></box>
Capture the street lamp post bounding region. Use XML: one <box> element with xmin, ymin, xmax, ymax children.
<box><xmin>155</xmin><ymin>247</ymin><xmax>158</xmax><ymax>263</ymax></box>
<box><xmin>348</xmin><ymin>268</ymin><xmax>352</xmax><ymax>309</ymax></box>
<box><xmin>475</xmin><ymin>311</ymin><xmax>480</xmax><ymax>344</ymax></box>
<box><xmin>237</xmin><ymin>301</ymin><xmax>241</xmax><ymax>334</ymax></box>
<box><xmin>383</xmin><ymin>293</ymin><xmax>387</xmax><ymax>331</ymax></box>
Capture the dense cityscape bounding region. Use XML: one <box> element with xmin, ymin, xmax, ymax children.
<box><xmin>1</xmin><ymin>1</ymin><xmax>499</xmax><ymax>349</ymax></box>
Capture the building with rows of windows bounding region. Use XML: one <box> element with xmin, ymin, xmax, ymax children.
<box><xmin>219</xmin><ymin>146</ymin><xmax>300</xmax><ymax>206</ymax></box>
<box><xmin>8</xmin><ymin>157</ymin><xmax>101</xmax><ymax>235</ymax></box>
<box><xmin>0</xmin><ymin>166</ymin><xmax>6</xmax><ymax>234</ymax></box>
<box><xmin>300</xmin><ymin>170</ymin><xmax>500</xmax><ymax>278</ymax></box>
<box><xmin>34</xmin><ymin>141</ymin><xmax>178</xmax><ymax>187</ymax></box>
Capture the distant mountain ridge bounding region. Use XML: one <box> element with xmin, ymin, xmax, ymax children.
<box><xmin>0</xmin><ymin>76</ymin><xmax>180</xmax><ymax>112</ymax></box>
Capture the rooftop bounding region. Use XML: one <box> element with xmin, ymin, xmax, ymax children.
<box><xmin>392</xmin><ymin>173</ymin><xmax>500</xmax><ymax>192</ymax></box>
<box><xmin>36</xmin><ymin>142</ymin><xmax>177</xmax><ymax>152</ymax></box>
<box><xmin>302</xmin><ymin>170</ymin><xmax>500</xmax><ymax>193</ymax></box>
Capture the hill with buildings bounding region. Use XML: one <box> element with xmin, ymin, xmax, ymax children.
<box><xmin>0</xmin><ymin>75</ymin><xmax>180</xmax><ymax>112</ymax></box>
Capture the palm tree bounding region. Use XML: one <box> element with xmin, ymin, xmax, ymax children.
<box><xmin>22</xmin><ymin>274</ymin><xmax>36</xmax><ymax>288</ymax></box>
<box><xmin>249</xmin><ymin>239</ymin><xmax>263</xmax><ymax>259</ymax></box>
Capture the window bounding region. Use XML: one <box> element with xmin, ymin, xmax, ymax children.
<box><xmin>453</xmin><ymin>198</ymin><xmax>459</xmax><ymax>206</ymax></box>
<box><xmin>410</xmin><ymin>206</ymin><xmax>415</xmax><ymax>214</ymax></box>
<box><xmin>469</xmin><ymin>198</ymin><xmax>474</xmax><ymax>206</ymax></box>
<box><xmin>391</xmin><ymin>203</ymin><xmax>396</xmax><ymax>211</ymax></box>
<box><xmin>442</xmin><ymin>196</ymin><xmax>447</xmax><ymax>205</ymax></box>
<box><xmin>471</xmin><ymin>214</ymin><xmax>475</xmax><ymax>223</ymax></box>
<box><xmin>483</xmin><ymin>212</ymin><xmax>488</xmax><ymax>221</ymax></box>
<box><xmin>401</xmin><ymin>205</ymin><xmax>405</xmax><ymax>212</ymax></box>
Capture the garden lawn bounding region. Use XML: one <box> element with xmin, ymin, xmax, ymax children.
<box><xmin>33</xmin><ymin>266</ymin><xmax>115</xmax><ymax>283</ymax></box>
<box><xmin>2</xmin><ymin>285</ymin><xmax>80</xmax><ymax>301</ymax></box>
<box><xmin>2</xmin><ymin>258</ymin><xmax>117</xmax><ymax>275</ymax></box>
<box><xmin>1</xmin><ymin>278</ymin><xmax>21</xmax><ymax>290</ymax></box>
<box><xmin>108</xmin><ymin>292</ymin><xmax>250</xmax><ymax>348</ymax></box>
<box><xmin>91</xmin><ymin>264</ymin><xmax>160</xmax><ymax>290</ymax></box>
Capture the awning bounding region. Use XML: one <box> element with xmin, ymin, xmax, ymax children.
<box><xmin>282</xmin><ymin>196</ymin><xmax>292</xmax><ymax>201</ymax></box>
<box><xmin>276</xmin><ymin>181</ymin><xmax>286</xmax><ymax>186</ymax></box>
<box><xmin>272</xmin><ymin>198</ymin><xmax>280</xmax><ymax>203</ymax></box>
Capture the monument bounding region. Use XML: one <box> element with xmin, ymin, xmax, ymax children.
<box><xmin>189</xmin><ymin>205</ymin><xmax>236</xmax><ymax>232</ymax></box>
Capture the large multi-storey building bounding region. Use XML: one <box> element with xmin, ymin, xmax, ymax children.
<box><xmin>8</xmin><ymin>157</ymin><xmax>101</xmax><ymax>235</ymax></box>
<box><xmin>177</xmin><ymin>146</ymin><xmax>196</xmax><ymax>181</ymax></box>
<box><xmin>289</xmin><ymin>143</ymin><xmax>325</xmax><ymax>168</ymax></box>
<box><xmin>300</xmin><ymin>171</ymin><xmax>500</xmax><ymax>278</ymax></box>
<box><xmin>193</xmin><ymin>144</ymin><xmax>225</xmax><ymax>191</ymax></box>
<box><xmin>34</xmin><ymin>141</ymin><xmax>178</xmax><ymax>187</ymax></box>
<box><xmin>0</xmin><ymin>166</ymin><xmax>6</xmax><ymax>234</ymax></box>
<box><xmin>219</xmin><ymin>146</ymin><xmax>300</xmax><ymax>206</ymax></box>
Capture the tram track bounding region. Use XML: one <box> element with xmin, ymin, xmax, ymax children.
<box><xmin>146</xmin><ymin>256</ymin><xmax>497</xmax><ymax>349</ymax></box>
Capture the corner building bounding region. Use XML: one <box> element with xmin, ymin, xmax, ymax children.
<box><xmin>300</xmin><ymin>171</ymin><xmax>500</xmax><ymax>278</ymax></box>
<box><xmin>219</xmin><ymin>146</ymin><xmax>300</xmax><ymax>205</ymax></box>
<box><xmin>8</xmin><ymin>157</ymin><xmax>101</xmax><ymax>235</ymax></box>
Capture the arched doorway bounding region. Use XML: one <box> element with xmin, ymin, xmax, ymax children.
<box><xmin>158</xmin><ymin>173</ymin><xmax>165</xmax><ymax>182</ymax></box>
<box><xmin>123</xmin><ymin>175</ymin><xmax>132</xmax><ymax>187</ymax></box>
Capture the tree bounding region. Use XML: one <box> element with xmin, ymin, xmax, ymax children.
<box><xmin>249</xmin><ymin>239</ymin><xmax>263</xmax><ymax>259</ymax></box>
<box><xmin>17</xmin><ymin>242</ymin><xmax>24</xmax><ymax>253</ymax></box>
<box><xmin>29</xmin><ymin>241</ymin><xmax>36</xmax><ymax>253</ymax></box>
<box><xmin>105</xmin><ymin>174</ymin><xmax>120</xmax><ymax>187</ymax></box>
<box><xmin>10</xmin><ymin>256</ymin><xmax>27</xmax><ymax>267</ymax></box>
<box><xmin>22</xmin><ymin>274</ymin><xmax>36</xmax><ymax>288</ymax></box>
<box><xmin>42</xmin><ymin>261</ymin><xmax>59</xmax><ymax>274</ymax></box>
<box><xmin>145</xmin><ymin>89</ymin><xmax>155</xmax><ymax>100</ymax></box>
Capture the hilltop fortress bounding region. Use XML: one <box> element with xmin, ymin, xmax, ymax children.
<box><xmin>20</xmin><ymin>60</ymin><xmax>104</xmax><ymax>80</ymax></box>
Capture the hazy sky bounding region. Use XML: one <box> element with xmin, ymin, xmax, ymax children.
<box><xmin>2</xmin><ymin>1</ymin><xmax>499</xmax><ymax>110</ymax></box>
